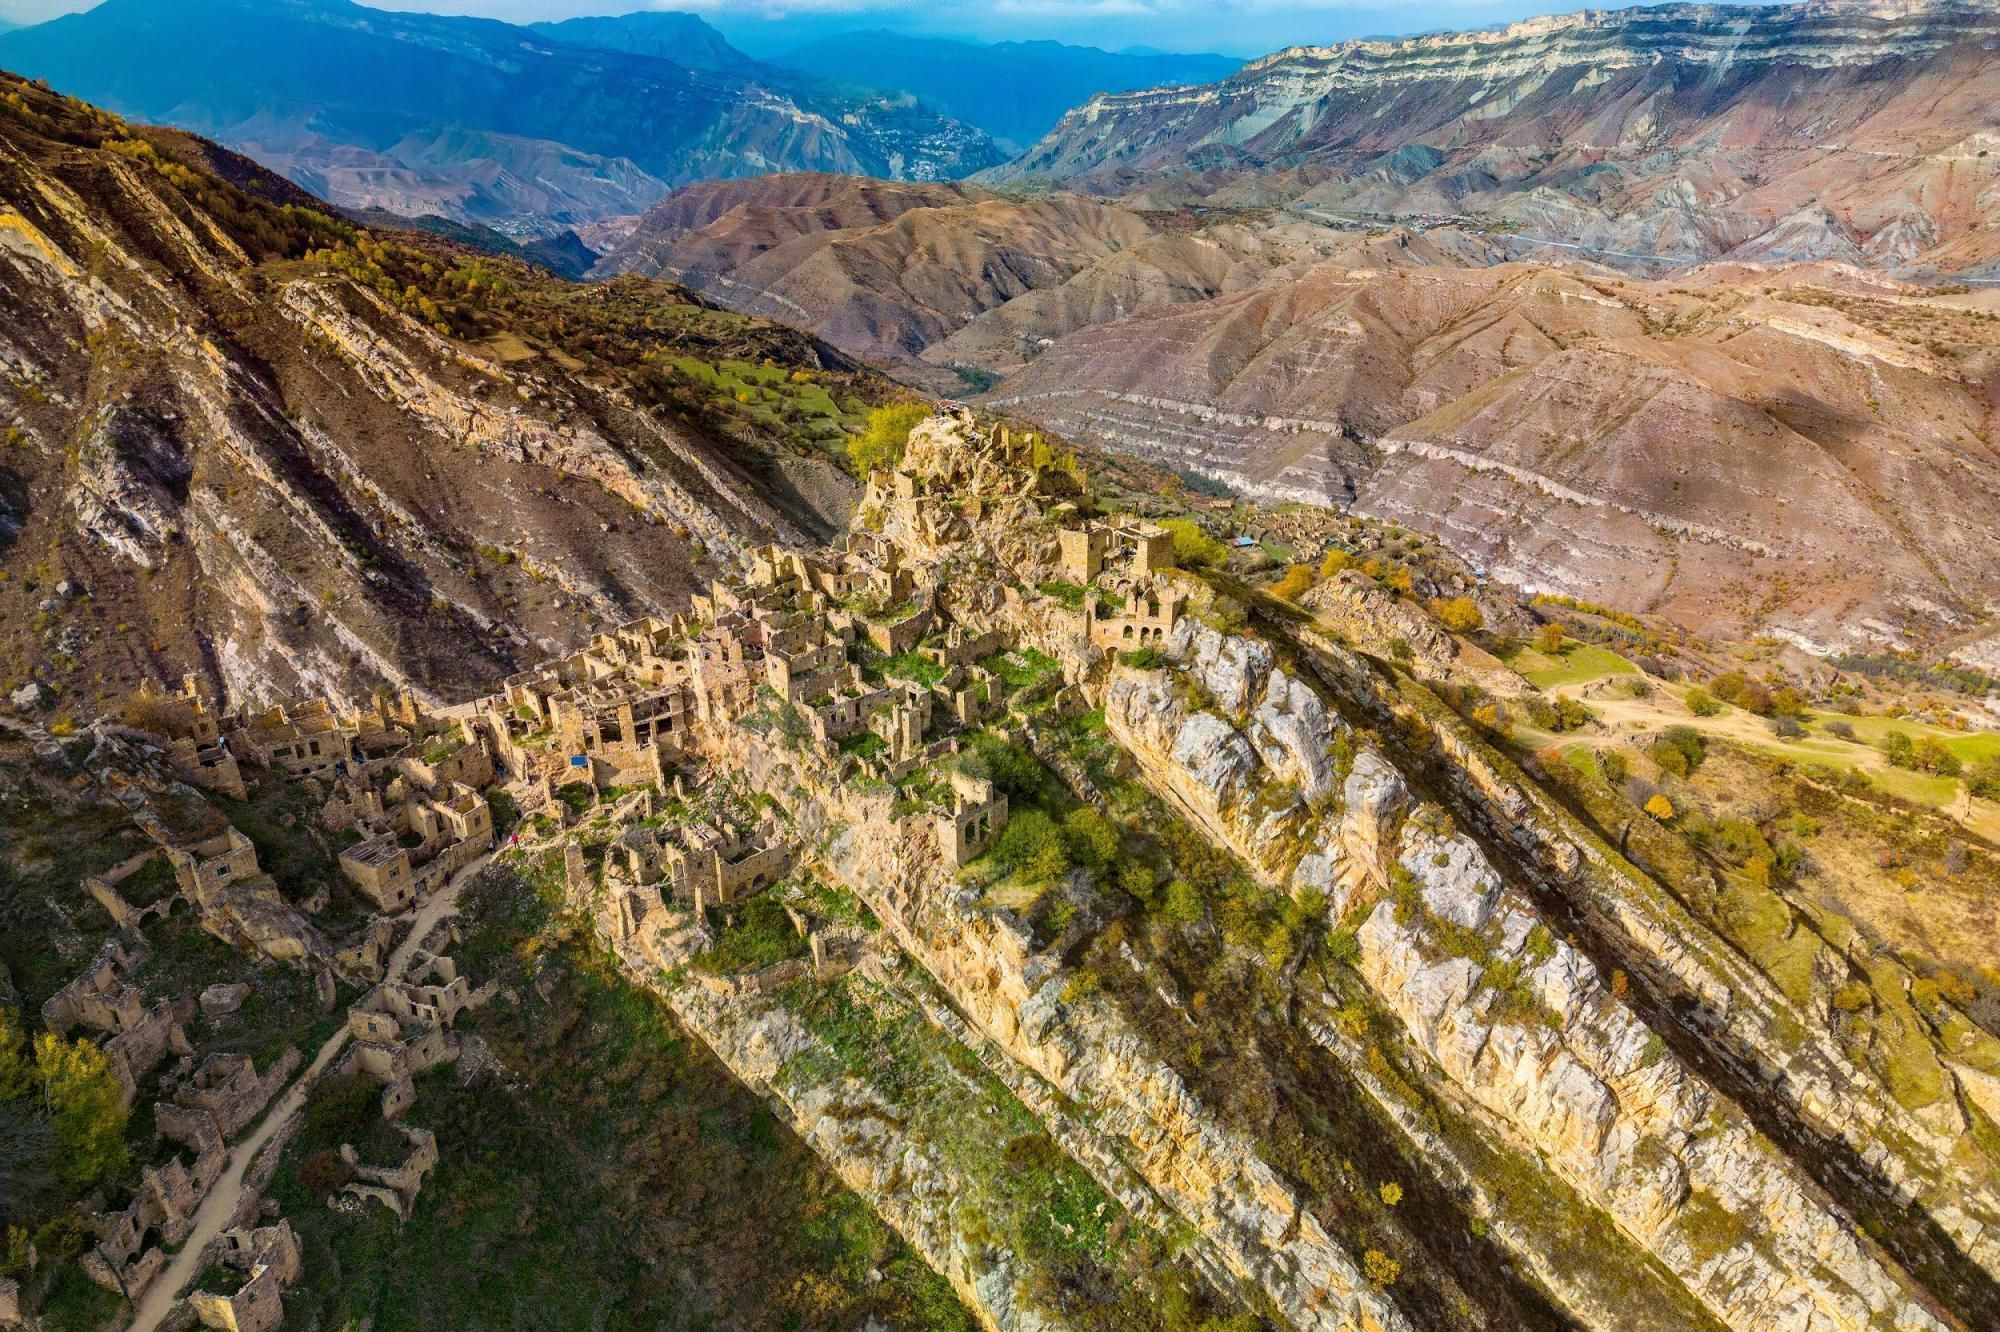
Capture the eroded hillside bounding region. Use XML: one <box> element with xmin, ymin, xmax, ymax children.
<box><xmin>0</xmin><ymin>75</ymin><xmax>897</xmax><ymax>718</ymax></box>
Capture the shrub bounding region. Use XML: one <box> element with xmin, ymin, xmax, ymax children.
<box><xmin>1769</xmin><ymin>715</ymin><xmax>1805</xmax><ymax>739</ymax></box>
<box><xmin>1156</xmin><ymin>879</ymin><xmax>1203</xmax><ymax>925</ymax></box>
<box><xmin>1534</xmin><ymin>623</ymin><xmax>1566</xmax><ymax>654</ymax></box>
<box><xmin>1363</xmin><ymin>1249</ymin><xmax>1401</xmax><ymax>1288</ymax></box>
<box><xmin>1429</xmin><ymin>597</ymin><xmax>1484</xmax><ymax>634</ymax></box>
<box><xmin>1684</xmin><ymin>687</ymin><xmax>1723</xmax><ymax>717</ymax></box>
<box><xmin>1598</xmin><ymin>749</ymin><xmax>1629</xmax><ymax>784</ymax></box>
<box><xmin>1912</xmin><ymin>736</ymin><xmax>1962</xmax><ymax>777</ymax></box>
<box><xmin>1969</xmin><ymin>758</ymin><xmax>2000</xmax><ymax>800</ymax></box>
<box><xmin>1319</xmin><ymin>548</ymin><xmax>1352</xmax><ymax>579</ymax></box>
<box><xmin>1644</xmin><ymin>793</ymin><xmax>1675</xmax><ymax>820</ymax></box>
<box><xmin>1825</xmin><ymin>720</ymin><xmax>1856</xmax><ymax>741</ymax></box>
<box><xmin>1377</xmin><ymin>1181</ymin><xmax>1403</xmax><ymax>1207</ymax></box>
<box><xmin>1061</xmin><ymin>807</ymin><xmax>1120</xmax><ymax>875</ymax></box>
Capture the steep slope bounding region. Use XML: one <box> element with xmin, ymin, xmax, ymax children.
<box><xmin>0</xmin><ymin>78</ymin><xmax>888</xmax><ymax>716</ymax></box>
<box><xmin>528</xmin><ymin>11</ymin><xmax>761</xmax><ymax>74</ymax></box>
<box><xmin>765</xmin><ymin>31</ymin><xmax>1241</xmax><ymax>151</ymax></box>
<box><xmin>986</xmin><ymin>0</ymin><xmax>2000</xmax><ymax>277</ymax></box>
<box><xmin>987</xmin><ymin>262</ymin><xmax>2000</xmax><ymax>647</ymax></box>
<box><xmin>600</xmin><ymin>175</ymin><xmax>1162</xmax><ymax>365</ymax></box>
<box><xmin>0</xmin><ymin>0</ymin><xmax>1003</xmax><ymax>235</ymax></box>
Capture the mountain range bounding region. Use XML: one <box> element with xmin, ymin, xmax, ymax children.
<box><xmin>984</xmin><ymin>0</ymin><xmax>2000</xmax><ymax>277</ymax></box>
<box><xmin>762</xmin><ymin>32</ymin><xmax>1240</xmax><ymax>151</ymax></box>
<box><xmin>0</xmin><ymin>0</ymin><xmax>1003</xmax><ymax>236</ymax></box>
<box><xmin>596</xmin><ymin>0</ymin><xmax>2000</xmax><ymax>653</ymax></box>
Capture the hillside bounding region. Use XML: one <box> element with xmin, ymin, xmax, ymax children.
<box><xmin>0</xmin><ymin>0</ymin><xmax>1003</xmax><ymax>235</ymax></box>
<box><xmin>984</xmin><ymin>0</ymin><xmax>2000</xmax><ymax>278</ymax></box>
<box><xmin>765</xmin><ymin>31</ymin><xmax>1241</xmax><ymax>151</ymax></box>
<box><xmin>598</xmin><ymin>173</ymin><xmax>2000</xmax><ymax>650</ymax></box>
<box><xmin>0</xmin><ymin>76</ymin><xmax>895</xmax><ymax>718</ymax></box>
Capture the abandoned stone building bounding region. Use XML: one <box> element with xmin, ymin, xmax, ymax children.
<box><xmin>1057</xmin><ymin>519</ymin><xmax>1176</xmax><ymax>585</ymax></box>
<box><xmin>1084</xmin><ymin>575</ymin><xmax>1188</xmax><ymax>650</ymax></box>
<box><xmin>188</xmin><ymin>1222</ymin><xmax>302</xmax><ymax>1332</ymax></box>
<box><xmin>346</xmin><ymin>953</ymin><xmax>480</xmax><ymax>1117</ymax></box>
<box><xmin>41</xmin><ymin>939</ymin><xmax>191</xmax><ymax>1102</ymax></box>
<box><xmin>337</xmin><ymin>778</ymin><xmax>493</xmax><ymax>913</ymax></box>
<box><xmin>338</xmin><ymin>1122</ymin><xmax>439</xmax><ymax>1221</ymax></box>
<box><xmin>934</xmin><ymin>769</ymin><xmax>1009</xmax><ymax>867</ymax></box>
<box><xmin>616</xmin><ymin>810</ymin><xmax>795</xmax><ymax>916</ymax></box>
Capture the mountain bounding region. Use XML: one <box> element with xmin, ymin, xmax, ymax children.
<box><xmin>0</xmin><ymin>74</ymin><xmax>891</xmax><ymax>713</ymax></box>
<box><xmin>529</xmin><ymin>10</ymin><xmax>759</xmax><ymax>74</ymax></box>
<box><xmin>765</xmin><ymin>31</ymin><xmax>1241</xmax><ymax>150</ymax></box>
<box><xmin>0</xmin><ymin>0</ymin><xmax>1004</xmax><ymax>235</ymax></box>
<box><xmin>601</xmin><ymin>166</ymin><xmax>2000</xmax><ymax>648</ymax></box>
<box><xmin>983</xmin><ymin>0</ymin><xmax>2000</xmax><ymax>277</ymax></box>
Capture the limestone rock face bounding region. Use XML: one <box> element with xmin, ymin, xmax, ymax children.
<box><xmin>1105</xmin><ymin>624</ymin><xmax>1956</xmax><ymax>1332</ymax></box>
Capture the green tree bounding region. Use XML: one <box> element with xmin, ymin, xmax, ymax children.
<box><xmin>1157</xmin><ymin>879</ymin><xmax>1203</xmax><ymax>925</ymax></box>
<box><xmin>1684</xmin><ymin>687</ymin><xmax>1723</xmax><ymax>717</ymax></box>
<box><xmin>849</xmin><ymin>401</ymin><xmax>930</xmax><ymax>476</ymax></box>
<box><xmin>1534</xmin><ymin>622</ymin><xmax>1566</xmax><ymax>654</ymax></box>
<box><xmin>33</xmin><ymin>1032</ymin><xmax>128</xmax><ymax>1187</ymax></box>
<box><xmin>1913</xmin><ymin>736</ymin><xmax>1962</xmax><ymax>777</ymax></box>
<box><xmin>1881</xmin><ymin>731</ymin><xmax>1917</xmax><ymax>769</ymax></box>
<box><xmin>1061</xmin><ymin>807</ymin><xmax>1120</xmax><ymax>875</ymax></box>
<box><xmin>995</xmin><ymin>809</ymin><xmax>1069</xmax><ymax>883</ymax></box>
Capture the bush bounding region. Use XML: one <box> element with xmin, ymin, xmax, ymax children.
<box><xmin>1534</xmin><ymin>622</ymin><xmax>1566</xmax><ymax>654</ymax></box>
<box><xmin>1969</xmin><ymin>758</ymin><xmax>2000</xmax><ymax>800</ymax></box>
<box><xmin>1598</xmin><ymin>749</ymin><xmax>1629</xmax><ymax>784</ymax></box>
<box><xmin>1644</xmin><ymin>793</ymin><xmax>1675</xmax><ymax>820</ymax></box>
<box><xmin>1319</xmin><ymin>548</ymin><xmax>1352</xmax><ymax>578</ymax></box>
<box><xmin>1882</xmin><ymin>731</ymin><xmax>1916</xmax><ymax>768</ymax></box>
<box><xmin>1156</xmin><ymin>879</ymin><xmax>1203</xmax><ymax>925</ymax></box>
<box><xmin>1825</xmin><ymin>720</ymin><xmax>1855</xmax><ymax>741</ymax></box>
<box><xmin>1061</xmin><ymin>807</ymin><xmax>1120</xmax><ymax>875</ymax></box>
<box><xmin>1684</xmin><ymin>687</ymin><xmax>1723</xmax><ymax>717</ymax></box>
<box><xmin>1428</xmin><ymin>597</ymin><xmax>1484</xmax><ymax>634</ymax></box>
<box><xmin>1913</xmin><ymin>736</ymin><xmax>1962</xmax><ymax>777</ymax></box>
<box><xmin>1769</xmin><ymin>715</ymin><xmax>1805</xmax><ymax>739</ymax></box>
<box><xmin>1363</xmin><ymin>1249</ymin><xmax>1401</xmax><ymax>1288</ymax></box>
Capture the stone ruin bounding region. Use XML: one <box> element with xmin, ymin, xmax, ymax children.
<box><xmin>187</xmin><ymin>1222</ymin><xmax>301</xmax><ymax>1332</ymax></box>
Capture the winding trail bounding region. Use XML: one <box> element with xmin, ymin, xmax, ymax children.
<box><xmin>123</xmin><ymin>853</ymin><xmax>490</xmax><ymax>1332</ymax></box>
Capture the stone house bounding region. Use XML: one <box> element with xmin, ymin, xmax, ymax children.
<box><xmin>339</xmin><ymin>1122</ymin><xmax>438</xmax><ymax>1221</ymax></box>
<box><xmin>346</xmin><ymin>955</ymin><xmax>478</xmax><ymax>1116</ymax></box>
<box><xmin>1085</xmin><ymin>575</ymin><xmax>1187</xmax><ymax>651</ymax></box>
<box><xmin>188</xmin><ymin>1222</ymin><xmax>301</xmax><ymax>1332</ymax></box>
<box><xmin>41</xmin><ymin>941</ymin><xmax>191</xmax><ymax>1103</ymax></box>
<box><xmin>172</xmin><ymin>1049</ymin><xmax>300</xmax><ymax>1138</ymax></box>
<box><xmin>339</xmin><ymin>836</ymin><xmax>418</xmax><ymax>913</ymax></box>
<box><xmin>934</xmin><ymin>770</ymin><xmax>1009</xmax><ymax>867</ymax></box>
<box><xmin>1059</xmin><ymin>519</ymin><xmax>1177</xmax><ymax>584</ymax></box>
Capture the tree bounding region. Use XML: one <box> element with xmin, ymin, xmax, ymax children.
<box><xmin>1534</xmin><ymin>623</ymin><xmax>1566</xmax><ymax>654</ymax></box>
<box><xmin>1881</xmin><ymin>731</ymin><xmax>1917</xmax><ymax>769</ymax></box>
<box><xmin>1969</xmin><ymin>758</ymin><xmax>2000</xmax><ymax>800</ymax></box>
<box><xmin>1428</xmin><ymin>597</ymin><xmax>1484</xmax><ymax>634</ymax></box>
<box><xmin>995</xmin><ymin>809</ymin><xmax>1069</xmax><ymax>883</ymax></box>
<box><xmin>1645</xmin><ymin>793</ymin><xmax>1675</xmax><ymax>820</ymax></box>
<box><xmin>1363</xmin><ymin>1249</ymin><xmax>1401</xmax><ymax>1288</ymax></box>
<box><xmin>33</xmin><ymin>1032</ymin><xmax>128</xmax><ymax>1187</ymax></box>
<box><xmin>1684</xmin><ymin>687</ymin><xmax>1723</xmax><ymax>717</ymax></box>
<box><xmin>1319</xmin><ymin>548</ymin><xmax>1352</xmax><ymax>579</ymax></box>
<box><xmin>849</xmin><ymin>401</ymin><xmax>929</xmax><ymax>476</ymax></box>
<box><xmin>1913</xmin><ymin>736</ymin><xmax>1962</xmax><ymax>777</ymax></box>
<box><xmin>1377</xmin><ymin>1181</ymin><xmax>1403</xmax><ymax>1207</ymax></box>
<box><xmin>1270</xmin><ymin>564</ymin><xmax>1317</xmax><ymax>603</ymax></box>
<box><xmin>1157</xmin><ymin>879</ymin><xmax>1203</xmax><ymax>925</ymax></box>
<box><xmin>1161</xmin><ymin>518</ymin><xmax>1227</xmax><ymax>569</ymax></box>
<box><xmin>1061</xmin><ymin>807</ymin><xmax>1120</xmax><ymax>875</ymax></box>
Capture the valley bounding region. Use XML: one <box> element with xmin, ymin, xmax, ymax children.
<box><xmin>2</xmin><ymin>3</ymin><xmax>1999</xmax><ymax>1330</ymax></box>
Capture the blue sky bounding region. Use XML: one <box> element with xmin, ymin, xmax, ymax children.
<box><xmin>0</xmin><ymin>0</ymin><xmax>1673</xmax><ymax>57</ymax></box>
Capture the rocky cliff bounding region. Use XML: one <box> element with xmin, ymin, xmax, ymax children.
<box><xmin>986</xmin><ymin>0</ymin><xmax>2000</xmax><ymax>278</ymax></box>
<box><xmin>1099</xmin><ymin>610</ymin><xmax>1996</xmax><ymax>1330</ymax></box>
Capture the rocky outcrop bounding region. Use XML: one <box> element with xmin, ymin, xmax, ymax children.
<box><xmin>1102</xmin><ymin>618</ymin><xmax>1958</xmax><ymax>1332</ymax></box>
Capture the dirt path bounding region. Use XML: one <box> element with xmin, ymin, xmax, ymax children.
<box><xmin>124</xmin><ymin>853</ymin><xmax>489</xmax><ymax>1332</ymax></box>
